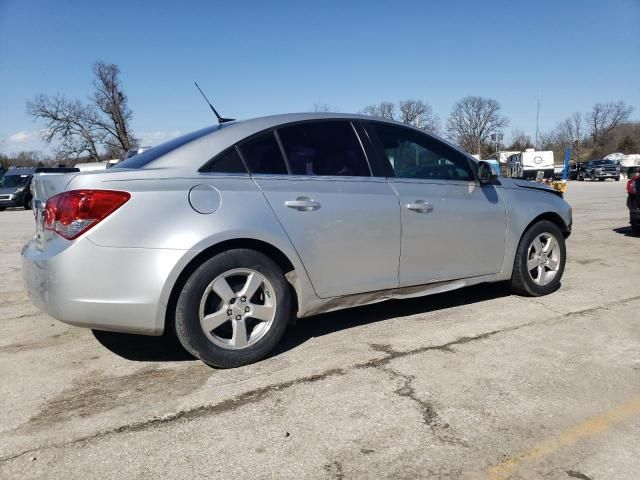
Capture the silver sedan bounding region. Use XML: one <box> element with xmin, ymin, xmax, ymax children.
<box><xmin>22</xmin><ymin>113</ymin><xmax>572</xmax><ymax>367</ymax></box>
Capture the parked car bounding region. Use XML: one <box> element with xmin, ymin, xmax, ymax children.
<box><xmin>0</xmin><ymin>167</ymin><xmax>35</xmax><ymax>210</ymax></box>
<box><xmin>577</xmin><ymin>159</ymin><xmax>620</xmax><ymax>181</ymax></box>
<box><xmin>0</xmin><ymin>167</ymin><xmax>80</xmax><ymax>211</ymax></box>
<box><xmin>22</xmin><ymin>113</ymin><xmax>572</xmax><ymax>368</ymax></box>
<box><xmin>106</xmin><ymin>146</ymin><xmax>153</xmax><ymax>168</ymax></box>
<box><xmin>627</xmin><ymin>173</ymin><xmax>640</xmax><ymax>233</ymax></box>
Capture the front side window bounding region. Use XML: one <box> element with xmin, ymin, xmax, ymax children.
<box><xmin>238</xmin><ymin>132</ymin><xmax>288</xmax><ymax>175</ymax></box>
<box><xmin>370</xmin><ymin>123</ymin><xmax>473</xmax><ymax>181</ymax></box>
<box><xmin>278</xmin><ymin>121</ymin><xmax>370</xmax><ymax>177</ymax></box>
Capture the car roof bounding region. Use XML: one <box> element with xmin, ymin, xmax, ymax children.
<box><xmin>142</xmin><ymin>112</ymin><xmax>472</xmax><ymax>170</ymax></box>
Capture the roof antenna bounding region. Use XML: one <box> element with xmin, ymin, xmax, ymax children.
<box><xmin>193</xmin><ymin>81</ymin><xmax>235</xmax><ymax>124</ymax></box>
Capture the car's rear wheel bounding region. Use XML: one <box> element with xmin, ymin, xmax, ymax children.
<box><xmin>510</xmin><ymin>220</ymin><xmax>566</xmax><ymax>296</ymax></box>
<box><xmin>175</xmin><ymin>249</ymin><xmax>291</xmax><ymax>368</ymax></box>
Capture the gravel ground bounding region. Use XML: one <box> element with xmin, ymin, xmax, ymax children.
<box><xmin>0</xmin><ymin>180</ymin><xmax>638</xmax><ymax>480</ymax></box>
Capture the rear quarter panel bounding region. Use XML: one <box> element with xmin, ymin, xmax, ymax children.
<box><xmin>65</xmin><ymin>168</ymin><xmax>319</xmax><ymax>324</ymax></box>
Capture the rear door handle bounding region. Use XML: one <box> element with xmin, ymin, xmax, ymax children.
<box><xmin>406</xmin><ymin>200</ymin><xmax>434</xmax><ymax>213</ymax></box>
<box><xmin>285</xmin><ymin>197</ymin><xmax>321</xmax><ymax>211</ymax></box>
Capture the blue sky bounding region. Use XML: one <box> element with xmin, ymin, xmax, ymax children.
<box><xmin>1</xmin><ymin>0</ymin><xmax>639</xmax><ymax>154</ymax></box>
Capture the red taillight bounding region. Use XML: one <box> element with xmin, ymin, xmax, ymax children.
<box><xmin>627</xmin><ymin>175</ymin><xmax>640</xmax><ymax>195</ymax></box>
<box><xmin>43</xmin><ymin>190</ymin><xmax>130</xmax><ymax>240</ymax></box>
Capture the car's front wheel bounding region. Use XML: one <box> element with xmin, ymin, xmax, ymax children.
<box><xmin>175</xmin><ymin>249</ymin><xmax>292</xmax><ymax>368</ymax></box>
<box><xmin>510</xmin><ymin>220</ymin><xmax>566</xmax><ymax>296</ymax></box>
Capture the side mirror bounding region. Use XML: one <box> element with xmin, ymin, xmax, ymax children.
<box><xmin>478</xmin><ymin>161</ymin><xmax>498</xmax><ymax>184</ymax></box>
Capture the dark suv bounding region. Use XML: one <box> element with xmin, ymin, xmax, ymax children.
<box><xmin>0</xmin><ymin>168</ymin><xmax>35</xmax><ymax>210</ymax></box>
<box><xmin>577</xmin><ymin>159</ymin><xmax>620</xmax><ymax>181</ymax></box>
<box><xmin>0</xmin><ymin>167</ymin><xmax>79</xmax><ymax>211</ymax></box>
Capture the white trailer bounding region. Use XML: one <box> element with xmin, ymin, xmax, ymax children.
<box><xmin>507</xmin><ymin>149</ymin><xmax>554</xmax><ymax>180</ymax></box>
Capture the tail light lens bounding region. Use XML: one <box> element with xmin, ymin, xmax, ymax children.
<box><xmin>43</xmin><ymin>190</ymin><xmax>130</xmax><ymax>240</ymax></box>
<box><xmin>627</xmin><ymin>175</ymin><xmax>640</xmax><ymax>195</ymax></box>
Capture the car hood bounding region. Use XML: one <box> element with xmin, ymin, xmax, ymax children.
<box><xmin>499</xmin><ymin>178</ymin><xmax>562</xmax><ymax>197</ymax></box>
<box><xmin>0</xmin><ymin>186</ymin><xmax>21</xmax><ymax>195</ymax></box>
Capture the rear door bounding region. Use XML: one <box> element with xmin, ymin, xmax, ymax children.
<box><xmin>365</xmin><ymin>121</ymin><xmax>507</xmax><ymax>287</ymax></box>
<box><xmin>242</xmin><ymin>121</ymin><xmax>401</xmax><ymax>298</ymax></box>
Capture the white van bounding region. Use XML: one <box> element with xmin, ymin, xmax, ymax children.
<box><xmin>507</xmin><ymin>149</ymin><xmax>554</xmax><ymax>180</ymax></box>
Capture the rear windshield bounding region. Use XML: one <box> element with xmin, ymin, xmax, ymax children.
<box><xmin>114</xmin><ymin>126</ymin><xmax>220</xmax><ymax>169</ymax></box>
<box><xmin>0</xmin><ymin>174</ymin><xmax>30</xmax><ymax>188</ymax></box>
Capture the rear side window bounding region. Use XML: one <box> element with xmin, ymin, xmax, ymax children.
<box><xmin>201</xmin><ymin>147</ymin><xmax>247</xmax><ymax>173</ymax></box>
<box><xmin>278</xmin><ymin>121</ymin><xmax>371</xmax><ymax>177</ymax></box>
<box><xmin>238</xmin><ymin>132</ymin><xmax>288</xmax><ymax>175</ymax></box>
<box><xmin>370</xmin><ymin>122</ymin><xmax>473</xmax><ymax>181</ymax></box>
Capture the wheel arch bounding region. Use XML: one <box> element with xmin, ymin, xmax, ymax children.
<box><xmin>163</xmin><ymin>238</ymin><xmax>301</xmax><ymax>335</ymax></box>
<box><xmin>524</xmin><ymin>212</ymin><xmax>571</xmax><ymax>239</ymax></box>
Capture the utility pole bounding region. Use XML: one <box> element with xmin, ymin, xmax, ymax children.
<box><xmin>535</xmin><ymin>95</ymin><xmax>540</xmax><ymax>150</ymax></box>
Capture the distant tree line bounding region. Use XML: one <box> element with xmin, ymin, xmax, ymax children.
<box><xmin>5</xmin><ymin>59</ymin><xmax>638</xmax><ymax>170</ymax></box>
<box><xmin>360</xmin><ymin>97</ymin><xmax>636</xmax><ymax>163</ymax></box>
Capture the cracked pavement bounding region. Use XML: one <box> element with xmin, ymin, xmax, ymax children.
<box><xmin>1</xmin><ymin>181</ymin><xmax>639</xmax><ymax>479</ymax></box>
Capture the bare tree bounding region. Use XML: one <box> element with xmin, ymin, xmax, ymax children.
<box><xmin>446</xmin><ymin>96</ymin><xmax>509</xmax><ymax>155</ymax></box>
<box><xmin>27</xmin><ymin>94</ymin><xmax>103</xmax><ymax>161</ymax></box>
<box><xmin>508</xmin><ymin>128</ymin><xmax>533</xmax><ymax>151</ymax></box>
<box><xmin>92</xmin><ymin>61</ymin><xmax>136</xmax><ymax>153</ymax></box>
<box><xmin>312</xmin><ymin>102</ymin><xmax>337</xmax><ymax>113</ymax></box>
<box><xmin>554</xmin><ymin>112</ymin><xmax>584</xmax><ymax>162</ymax></box>
<box><xmin>27</xmin><ymin>61</ymin><xmax>136</xmax><ymax>161</ymax></box>
<box><xmin>589</xmin><ymin>101</ymin><xmax>633</xmax><ymax>148</ymax></box>
<box><xmin>398</xmin><ymin>99</ymin><xmax>440</xmax><ymax>134</ymax></box>
<box><xmin>361</xmin><ymin>101</ymin><xmax>395</xmax><ymax>120</ymax></box>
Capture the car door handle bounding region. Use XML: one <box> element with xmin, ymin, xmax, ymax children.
<box><xmin>285</xmin><ymin>197</ymin><xmax>321</xmax><ymax>211</ymax></box>
<box><xmin>406</xmin><ymin>200</ymin><xmax>434</xmax><ymax>213</ymax></box>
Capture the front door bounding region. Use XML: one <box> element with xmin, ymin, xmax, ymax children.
<box><xmin>365</xmin><ymin>121</ymin><xmax>507</xmax><ymax>287</ymax></box>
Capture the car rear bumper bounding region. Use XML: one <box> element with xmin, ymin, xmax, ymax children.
<box><xmin>21</xmin><ymin>236</ymin><xmax>190</xmax><ymax>335</ymax></box>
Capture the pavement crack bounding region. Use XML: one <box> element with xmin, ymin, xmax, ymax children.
<box><xmin>379</xmin><ymin>364</ymin><xmax>467</xmax><ymax>446</ymax></box>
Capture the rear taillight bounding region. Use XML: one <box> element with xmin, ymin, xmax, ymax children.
<box><xmin>627</xmin><ymin>175</ymin><xmax>640</xmax><ymax>195</ymax></box>
<box><xmin>43</xmin><ymin>190</ymin><xmax>130</xmax><ymax>240</ymax></box>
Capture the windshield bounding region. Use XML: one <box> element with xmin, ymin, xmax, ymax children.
<box><xmin>114</xmin><ymin>126</ymin><xmax>220</xmax><ymax>169</ymax></box>
<box><xmin>592</xmin><ymin>160</ymin><xmax>614</xmax><ymax>166</ymax></box>
<box><xmin>0</xmin><ymin>174</ymin><xmax>30</xmax><ymax>188</ymax></box>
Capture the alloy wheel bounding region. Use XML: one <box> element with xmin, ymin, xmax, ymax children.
<box><xmin>198</xmin><ymin>268</ymin><xmax>277</xmax><ymax>350</ymax></box>
<box><xmin>526</xmin><ymin>232</ymin><xmax>561</xmax><ymax>286</ymax></box>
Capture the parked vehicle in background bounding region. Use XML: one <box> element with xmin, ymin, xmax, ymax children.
<box><xmin>0</xmin><ymin>166</ymin><xmax>79</xmax><ymax>211</ymax></box>
<box><xmin>75</xmin><ymin>161</ymin><xmax>109</xmax><ymax>172</ymax></box>
<box><xmin>627</xmin><ymin>173</ymin><xmax>640</xmax><ymax>233</ymax></box>
<box><xmin>22</xmin><ymin>113</ymin><xmax>572</xmax><ymax>368</ymax></box>
<box><xmin>577</xmin><ymin>159</ymin><xmax>620</xmax><ymax>181</ymax></box>
<box><xmin>0</xmin><ymin>167</ymin><xmax>35</xmax><ymax>210</ymax></box>
<box><xmin>106</xmin><ymin>146</ymin><xmax>153</xmax><ymax>168</ymax></box>
<box><xmin>507</xmin><ymin>149</ymin><xmax>554</xmax><ymax>180</ymax></box>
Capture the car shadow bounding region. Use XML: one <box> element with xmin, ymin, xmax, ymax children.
<box><xmin>92</xmin><ymin>329</ymin><xmax>197</xmax><ymax>362</ymax></box>
<box><xmin>612</xmin><ymin>226</ymin><xmax>639</xmax><ymax>237</ymax></box>
<box><xmin>92</xmin><ymin>282</ymin><xmax>512</xmax><ymax>363</ymax></box>
<box><xmin>271</xmin><ymin>282</ymin><xmax>512</xmax><ymax>358</ymax></box>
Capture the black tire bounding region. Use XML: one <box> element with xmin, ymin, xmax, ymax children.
<box><xmin>598</xmin><ymin>178</ymin><xmax>605</xmax><ymax>182</ymax></box>
<box><xmin>632</xmin><ymin>224</ymin><xmax>640</xmax><ymax>234</ymax></box>
<box><xmin>0</xmin><ymin>207</ymin><xmax>5</xmax><ymax>212</ymax></box>
<box><xmin>174</xmin><ymin>249</ymin><xmax>292</xmax><ymax>368</ymax></box>
<box><xmin>615</xmin><ymin>176</ymin><xmax>620</xmax><ymax>182</ymax></box>
<box><xmin>577</xmin><ymin>174</ymin><xmax>584</xmax><ymax>181</ymax></box>
<box><xmin>510</xmin><ymin>220</ymin><xmax>566</xmax><ymax>296</ymax></box>
<box><xmin>24</xmin><ymin>199</ymin><xmax>32</xmax><ymax>210</ymax></box>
